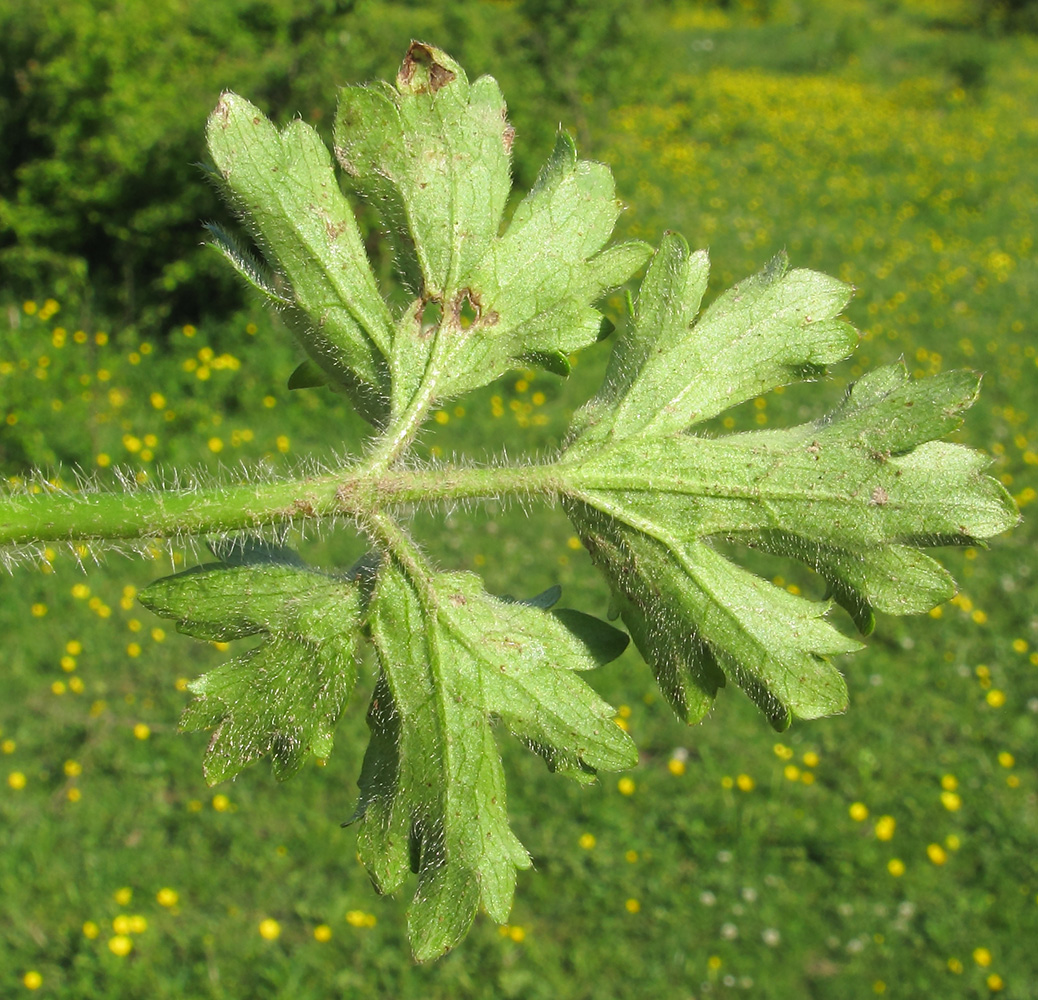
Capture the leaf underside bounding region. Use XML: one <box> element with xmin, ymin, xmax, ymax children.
<box><xmin>352</xmin><ymin>563</ymin><xmax>634</xmax><ymax>961</ymax></box>
<box><xmin>563</xmin><ymin>233</ymin><xmax>1016</xmax><ymax>728</ymax></box>
<box><xmin>139</xmin><ymin>542</ymin><xmax>363</xmax><ymax>784</ymax></box>
<box><xmin>161</xmin><ymin>46</ymin><xmax>1025</xmax><ymax>962</ymax></box>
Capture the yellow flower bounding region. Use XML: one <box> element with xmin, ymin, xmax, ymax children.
<box><xmin>108</xmin><ymin>934</ymin><xmax>133</xmax><ymax>956</ymax></box>
<box><xmin>874</xmin><ymin>815</ymin><xmax>896</xmax><ymax>841</ymax></box>
<box><xmin>940</xmin><ymin>791</ymin><xmax>961</xmax><ymax>811</ymax></box>
<box><xmin>987</xmin><ymin>973</ymin><xmax>1004</xmax><ymax>991</ymax></box>
<box><xmin>212</xmin><ymin>794</ymin><xmax>230</xmax><ymax>812</ymax></box>
<box><xmin>736</xmin><ymin>773</ymin><xmax>754</xmax><ymax>791</ymax></box>
<box><xmin>887</xmin><ymin>858</ymin><xmax>905</xmax><ymax>877</ymax></box>
<box><xmin>802</xmin><ymin>751</ymin><xmax>819</xmax><ymax>768</ymax></box>
<box><xmin>345</xmin><ymin>910</ymin><xmax>377</xmax><ymax>927</ymax></box>
<box><xmin>849</xmin><ymin>802</ymin><xmax>869</xmax><ymax>822</ymax></box>
<box><xmin>578</xmin><ymin>832</ymin><xmax>596</xmax><ymax>850</ymax></box>
<box><xmin>617</xmin><ymin>777</ymin><xmax>636</xmax><ymax>796</ymax></box>
<box><xmin>258</xmin><ymin>918</ymin><xmax>281</xmax><ymax>940</ymax></box>
<box><xmin>973</xmin><ymin>947</ymin><xmax>992</xmax><ymax>967</ymax></box>
<box><xmin>986</xmin><ymin>689</ymin><xmax>1006</xmax><ymax>708</ymax></box>
<box><xmin>314</xmin><ymin>924</ymin><xmax>332</xmax><ymax>942</ymax></box>
<box><xmin>8</xmin><ymin>772</ymin><xmax>26</xmax><ymax>790</ymax></box>
<box><xmin>22</xmin><ymin>971</ymin><xmax>42</xmax><ymax>990</ymax></box>
<box><xmin>668</xmin><ymin>757</ymin><xmax>686</xmax><ymax>776</ymax></box>
<box><xmin>157</xmin><ymin>888</ymin><xmax>179</xmax><ymax>908</ymax></box>
<box><xmin>926</xmin><ymin>843</ymin><xmax>947</xmax><ymax>865</ymax></box>
<box><xmin>624</xmin><ymin>898</ymin><xmax>641</xmax><ymax>914</ymax></box>
<box><xmin>133</xmin><ymin>723</ymin><xmax>150</xmax><ymax>740</ymax></box>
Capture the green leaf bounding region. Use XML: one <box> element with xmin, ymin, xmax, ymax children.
<box><xmin>287</xmin><ymin>359</ymin><xmax>330</xmax><ymax>391</ymax></box>
<box><xmin>206</xmin><ymin>92</ymin><xmax>394</xmax><ymax>425</ymax></box>
<box><xmin>562</xmin><ymin>240</ymin><xmax>1017</xmax><ymax>725</ymax></box>
<box><xmin>569</xmin><ymin>232</ymin><xmax>857</xmax><ymax>450</ymax></box>
<box><xmin>566</xmin><ymin>499</ymin><xmax>860</xmax><ymax>728</ymax></box>
<box><xmin>350</xmin><ymin>562</ymin><xmax>636</xmax><ymax>961</ymax></box>
<box><xmin>334</xmin><ymin>43</ymin><xmax>511</xmax><ymax>302</ymax></box>
<box><xmin>203</xmin><ymin>222</ymin><xmax>291</xmax><ymax>306</ymax></box>
<box><xmin>334</xmin><ymin>43</ymin><xmax>651</xmax><ymax>410</ymax></box>
<box><xmin>139</xmin><ymin>547</ymin><xmax>363</xmax><ymax>784</ymax></box>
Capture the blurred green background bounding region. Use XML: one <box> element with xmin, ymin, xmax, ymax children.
<box><xmin>2</xmin><ymin>1</ymin><xmax>1036</xmax><ymax>997</ymax></box>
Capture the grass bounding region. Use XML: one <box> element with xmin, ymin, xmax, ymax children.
<box><xmin>2</xmin><ymin>3</ymin><xmax>1037</xmax><ymax>997</ymax></box>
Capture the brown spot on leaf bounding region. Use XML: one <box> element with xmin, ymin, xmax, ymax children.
<box><xmin>399</xmin><ymin>42</ymin><xmax>456</xmax><ymax>95</ymax></box>
<box><xmin>213</xmin><ymin>97</ymin><xmax>232</xmax><ymax>128</ymax></box>
<box><xmin>324</xmin><ymin>219</ymin><xmax>349</xmax><ymax>241</ymax></box>
<box><xmin>870</xmin><ymin>486</ymin><xmax>889</xmax><ymax>506</ymax></box>
<box><xmin>503</xmin><ymin>123</ymin><xmax>515</xmax><ymax>154</ymax></box>
<box><xmin>334</xmin><ymin>145</ymin><xmax>359</xmax><ymax>177</ymax></box>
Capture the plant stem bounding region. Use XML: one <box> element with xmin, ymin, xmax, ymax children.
<box><xmin>364</xmin><ymin>322</ymin><xmax>452</xmax><ymax>473</ymax></box>
<box><xmin>0</xmin><ymin>461</ymin><xmax>563</xmax><ymax>546</ymax></box>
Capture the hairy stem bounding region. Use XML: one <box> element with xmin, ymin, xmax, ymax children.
<box><xmin>0</xmin><ymin>461</ymin><xmax>562</xmax><ymax>546</ymax></box>
<box><xmin>364</xmin><ymin>321</ymin><xmax>454</xmax><ymax>473</ymax></box>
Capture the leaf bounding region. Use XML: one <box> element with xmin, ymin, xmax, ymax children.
<box><xmin>334</xmin><ymin>42</ymin><xmax>651</xmax><ymax>410</ymax></box>
<box><xmin>203</xmin><ymin>222</ymin><xmax>291</xmax><ymax>306</ymax></box>
<box><xmin>206</xmin><ymin>92</ymin><xmax>394</xmax><ymax>425</ymax></box>
<box><xmin>561</xmin><ymin>239</ymin><xmax>1018</xmax><ymax>725</ymax></box>
<box><xmin>566</xmin><ymin>499</ymin><xmax>860</xmax><ymax>728</ymax></box>
<box><xmin>569</xmin><ymin>232</ymin><xmax>858</xmax><ymax>450</ymax></box>
<box><xmin>350</xmin><ymin>562</ymin><xmax>636</xmax><ymax>961</ymax></box>
<box><xmin>139</xmin><ymin>546</ymin><xmax>363</xmax><ymax>784</ymax></box>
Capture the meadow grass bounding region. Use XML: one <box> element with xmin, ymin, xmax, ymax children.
<box><xmin>2</xmin><ymin>5</ymin><xmax>1037</xmax><ymax>998</ymax></box>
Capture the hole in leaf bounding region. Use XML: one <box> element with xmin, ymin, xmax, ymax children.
<box><xmin>421</xmin><ymin>299</ymin><xmax>443</xmax><ymax>331</ymax></box>
<box><xmin>459</xmin><ymin>296</ymin><xmax>478</xmax><ymax>329</ymax></box>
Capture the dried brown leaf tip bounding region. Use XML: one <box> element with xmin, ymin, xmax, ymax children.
<box><xmin>399</xmin><ymin>42</ymin><xmax>456</xmax><ymax>95</ymax></box>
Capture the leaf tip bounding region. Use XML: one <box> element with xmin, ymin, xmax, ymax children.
<box><xmin>399</xmin><ymin>41</ymin><xmax>460</xmax><ymax>95</ymax></box>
